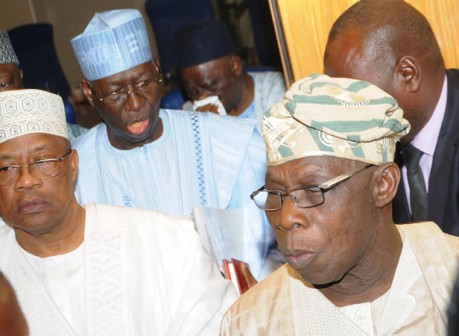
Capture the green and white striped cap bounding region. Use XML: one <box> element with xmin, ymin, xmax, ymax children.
<box><xmin>262</xmin><ymin>74</ymin><xmax>410</xmax><ymax>166</ymax></box>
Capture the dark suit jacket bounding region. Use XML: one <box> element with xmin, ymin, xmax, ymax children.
<box><xmin>393</xmin><ymin>69</ymin><xmax>459</xmax><ymax>236</ymax></box>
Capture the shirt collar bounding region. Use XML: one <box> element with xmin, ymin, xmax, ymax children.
<box><xmin>412</xmin><ymin>74</ymin><xmax>447</xmax><ymax>156</ymax></box>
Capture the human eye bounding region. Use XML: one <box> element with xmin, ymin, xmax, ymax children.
<box><xmin>295</xmin><ymin>187</ymin><xmax>322</xmax><ymax>205</ymax></box>
<box><xmin>137</xmin><ymin>79</ymin><xmax>154</xmax><ymax>91</ymax></box>
<box><xmin>303</xmin><ymin>186</ymin><xmax>322</xmax><ymax>194</ymax></box>
<box><xmin>0</xmin><ymin>82</ymin><xmax>10</xmax><ymax>90</ymax></box>
<box><xmin>112</xmin><ymin>87</ymin><xmax>125</xmax><ymax>96</ymax></box>
<box><xmin>265</xmin><ymin>191</ymin><xmax>281</xmax><ymax>200</ymax></box>
<box><xmin>105</xmin><ymin>89</ymin><xmax>125</xmax><ymax>103</ymax></box>
<box><xmin>0</xmin><ymin>165</ymin><xmax>17</xmax><ymax>172</ymax></box>
<box><xmin>29</xmin><ymin>159</ymin><xmax>56</xmax><ymax>170</ymax></box>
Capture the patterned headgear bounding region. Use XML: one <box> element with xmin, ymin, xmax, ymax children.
<box><xmin>0</xmin><ymin>30</ymin><xmax>19</xmax><ymax>65</ymax></box>
<box><xmin>0</xmin><ymin>89</ymin><xmax>68</xmax><ymax>144</ymax></box>
<box><xmin>262</xmin><ymin>74</ymin><xmax>410</xmax><ymax>166</ymax></box>
<box><xmin>71</xmin><ymin>9</ymin><xmax>152</xmax><ymax>81</ymax></box>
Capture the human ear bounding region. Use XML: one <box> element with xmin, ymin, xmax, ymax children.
<box><xmin>80</xmin><ymin>79</ymin><xmax>95</xmax><ymax>107</ymax></box>
<box><xmin>69</xmin><ymin>149</ymin><xmax>79</xmax><ymax>184</ymax></box>
<box><xmin>373</xmin><ymin>163</ymin><xmax>400</xmax><ymax>208</ymax></box>
<box><xmin>229</xmin><ymin>55</ymin><xmax>243</xmax><ymax>76</ymax></box>
<box><xmin>396</xmin><ymin>56</ymin><xmax>421</xmax><ymax>93</ymax></box>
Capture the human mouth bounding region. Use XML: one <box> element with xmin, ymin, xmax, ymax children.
<box><xmin>285</xmin><ymin>250</ymin><xmax>316</xmax><ymax>270</ymax></box>
<box><xmin>18</xmin><ymin>199</ymin><xmax>47</xmax><ymax>215</ymax></box>
<box><xmin>127</xmin><ymin>119</ymin><xmax>150</xmax><ymax>135</ymax></box>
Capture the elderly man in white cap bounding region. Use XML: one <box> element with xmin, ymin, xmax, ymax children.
<box><xmin>0</xmin><ymin>89</ymin><xmax>236</xmax><ymax>335</ymax></box>
<box><xmin>70</xmin><ymin>9</ymin><xmax>283</xmax><ymax>281</ymax></box>
<box><xmin>0</xmin><ymin>30</ymin><xmax>87</xmax><ymax>140</ymax></box>
<box><xmin>221</xmin><ymin>74</ymin><xmax>459</xmax><ymax>335</ymax></box>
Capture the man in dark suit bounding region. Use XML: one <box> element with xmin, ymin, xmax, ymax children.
<box><xmin>323</xmin><ymin>0</ymin><xmax>459</xmax><ymax>236</ymax></box>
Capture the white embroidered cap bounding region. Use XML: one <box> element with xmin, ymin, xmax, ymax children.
<box><xmin>0</xmin><ymin>89</ymin><xmax>69</xmax><ymax>144</ymax></box>
<box><xmin>71</xmin><ymin>9</ymin><xmax>153</xmax><ymax>81</ymax></box>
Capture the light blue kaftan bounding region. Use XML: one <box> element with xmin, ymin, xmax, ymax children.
<box><xmin>72</xmin><ymin>109</ymin><xmax>283</xmax><ymax>279</ymax></box>
<box><xmin>248</xmin><ymin>71</ymin><xmax>286</xmax><ymax>126</ymax></box>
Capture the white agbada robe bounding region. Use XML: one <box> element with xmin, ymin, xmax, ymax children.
<box><xmin>72</xmin><ymin>109</ymin><xmax>284</xmax><ymax>279</ymax></box>
<box><xmin>221</xmin><ymin>222</ymin><xmax>459</xmax><ymax>335</ymax></box>
<box><xmin>0</xmin><ymin>204</ymin><xmax>237</xmax><ymax>336</ymax></box>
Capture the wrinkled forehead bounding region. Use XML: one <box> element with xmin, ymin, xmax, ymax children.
<box><xmin>0</xmin><ymin>63</ymin><xmax>20</xmax><ymax>74</ymax></box>
<box><xmin>181</xmin><ymin>55</ymin><xmax>231</xmax><ymax>77</ymax></box>
<box><xmin>0</xmin><ymin>133</ymin><xmax>69</xmax><ymax>156</ymax></box>
<box><xmin>88</xmin><ymin>61</ymin><xmax>155</xmax><ymax>87</ymax></box>
<box><xmin>266</xmin><ymin>156</ymin><xmax>358</xmax><ymax>181</ymax></box>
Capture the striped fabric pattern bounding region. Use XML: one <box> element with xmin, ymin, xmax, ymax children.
<box><xmin>262</xmin><ymin>74</ymin><xmax>410</xmax><ymax>166</ymax></box>
<box><xmin>71</xmin><ymin>9</ymin><xmax>152</xmax><ymax>81</ymax></box>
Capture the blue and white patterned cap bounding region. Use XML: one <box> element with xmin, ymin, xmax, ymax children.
<box><xmin>0</xmin><ymin>30</ymin><xmax>19</xmax><ymax>65</ymax></box>
<box><xmin>0</xmin><ymin>89</ymin><xmax>69</xmax><ymax>144</ymax></box>
<box><xmin>71</xmin><ymin>9</ymin><xmax>152</xmax><ymax>81</ymax></box>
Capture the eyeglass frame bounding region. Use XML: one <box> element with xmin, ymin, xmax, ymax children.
<box><xmin>0</xmin><ymin>149</ymin><xmax>73</xmax><ymax>186</ymax></box>
<box><xmin>250</xmin><ymin>164</ymin><xmax>374</xmax><ymax>212</ymax></box>
<box><xmin>85</xmin><ymin>58</ymin><xmax>163</xmax><ymax>105</ymax></box>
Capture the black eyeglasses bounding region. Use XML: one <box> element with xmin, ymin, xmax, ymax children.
<box><xmin>87</xmin><ymin>58</ymin><xmax>163</xmax><ymax>107</ymax></box>
<box><xmin>251</xmin><ymin>164</ymin><xmax>374</xmax><ymax>212</ymax></box>
<box><xmin>0</xmin><ymin>150</ymin><xmax>73</xmax><ymax>186</ymax></box>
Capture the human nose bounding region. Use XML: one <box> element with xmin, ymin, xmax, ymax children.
<box><xmin>275</xmin><ymin>195</ymin><xmax>307</xmax><ymax>231</ymax></box>
<box><xmin>123</xmin><ymin>87</ymin><xmax>145</xmax><ymax>110</ymax></box>
<box><xmin>14</xmin><ymin>166</ymin><xmax>42</xmax><ymax>190</ymax></box>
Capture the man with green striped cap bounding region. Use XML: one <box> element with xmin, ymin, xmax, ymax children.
<box><xmin>221</xmin><ymin>74</ymin><xmax>459</xmax><ymax>335</ymax></box>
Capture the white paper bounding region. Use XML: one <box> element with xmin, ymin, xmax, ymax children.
<box><xmin>192</xmin><ymin>206</ymin><xmax>250</xmax><ymax>270</ymax></box>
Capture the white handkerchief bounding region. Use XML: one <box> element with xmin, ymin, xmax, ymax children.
<box><xmin>193</xmin><ymin>95</ymin><xmax>227</xmax><ymax>115</ymax></box>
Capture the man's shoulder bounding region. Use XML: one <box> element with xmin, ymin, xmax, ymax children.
<box><xmin>0</xmin><ymin>224</ymin><xmax>13</xmax><ymax>259</ymax></box>
<box><xmin>89</xmin><ymin>203</ymin><xmax>194</xmax><ymax>232</ymax></box>
<box><xmin>396</xmin><ymin>221</ymin><xmax>459</xmax><ymax>256</ymax></box>
<box><xmin>446</xmin><ymin>69</ymin><xmax>459</xmax><ymax>92</ymax></box>
<box><xmin>72</xmin><ymin>123</ymin><xmax>103</xmax><ymax>150</ymax></box>
<box><xmin>164</xmin><ymin>108</ymin><xmax>257</xmax><ymax>128</ymax></box>
<box><xmin>222</xmin><ymin>265</ymin><xmax>295</xmax><ymax>333</ymax></box>
<box><xmin>248</xmin><ymin>71</ymin><xmax>287</xmax><ymax>91</ymax></box>
<box><xmin>248</xmin><ymin>70</ymin><xmax>284</xmax><ymax>81</ymax></box>
<box><xmin>447</xmin><ymin>68</ymin><xmax>459</xmax><ymax>78</ymax></box>
<box><xmin>90</xmin><ymin>203</ymin><xmax>192</xmax><ymax>222</ymax></box>
<box><xmin>227</xmin><ymin>264</ymin><xmax>290</xmax><ymax>311</ymax></box>
<box><xmin>0</xmin><ymin>222</ymin><xmax>12</xmax><ymax>240</ymax></box>
<box><xmin>163</xmin><ymin>109</ymin><xmax>261</xmax><ymax>149</ymax></box>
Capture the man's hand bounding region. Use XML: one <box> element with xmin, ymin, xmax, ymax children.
<box><xmin>239</xmin><ymin>261</ymin><xmax>258</xmax><ymax>289</ymax></box>
<box><xmin>196</xmin><ymin>103</ymin><xmax>220</xmax><ymax>114</ymax></box>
